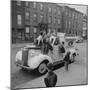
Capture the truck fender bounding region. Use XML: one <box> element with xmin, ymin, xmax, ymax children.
<box><xmin>28</xmin><ymin>54</ymin><xmax>53</xmax><ymax>69</ymax></box>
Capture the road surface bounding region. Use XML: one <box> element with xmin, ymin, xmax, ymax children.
<box><xmin>11</xmin><ymin>41</ymin><xmax>88</xmax><ymax>89</ymax></box>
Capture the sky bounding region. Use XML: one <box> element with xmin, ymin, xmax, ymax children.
<box><xmin>58</xmin><ymin>3</ymin><xmax>88</xmax><ymax>15</ymax></box>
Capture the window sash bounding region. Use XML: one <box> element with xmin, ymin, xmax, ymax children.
<box><xmin>25</xmin><ymin>2</ymin><xmax>29</xmax><ymax>6</ymax></box>
<box><xmin>25</xmin><ymin>12</ymin><xmax>30</xmax><ymax>20</ymax></box>
<box><xmin>58</xmin><ymin>11</ymin><xmax>61</xmax><ymax>15</ymax></box>
<box><xmin>26</xmin><ymin>27</ymin><xmax>30</xmax><ymax>33</ymax></box>
<box><xmin>48</xmin><ymin>7</ymin><xmax>52</xmax><ymax>12</ymax></box>
<box><xmin>33</xmin><ymin>2</ymin><xmax>36</xmax><ymax>8</ymax></box>
<box><xmin>40</xmin><ymin>3</ymin><xmax>43</xmax><ymax>10</ymax></box>
<box><xmin>33</xmin><ymin>14</ymin><xmax>37</xmax><ymax>21</ymax></box>
<box><xmin>17</xmin><ymin>15</ymin><xmax>22</xmax><ymax>25</ymax></box>
<box><xmin>48</xmin><ymin>16</ymin><xmax>52</xmax><ymax>23</ymax></box>
<box><xmin>17</xmin><ymin>1</ymin><xmax>21</xmax><ymax>6</ymax></box>
<box><xmin>54</xmin><ymin>18</ymin><xmax>56</xmax><ymax>24</ymax></box>
<box><xmin>33</xmin><ymin>27</ymin><xmax>37</xmax><ymax>33</ymax></box>
<box><xmin>58</xmin><ymin>19</ymin><xmax>60</xmax><ymax>24</ymax></box>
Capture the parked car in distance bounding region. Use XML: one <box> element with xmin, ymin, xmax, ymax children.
<box><xmin>75</xmin><ymin>36</ymin><xmax>83</xmax><ymax>43</ymax></box>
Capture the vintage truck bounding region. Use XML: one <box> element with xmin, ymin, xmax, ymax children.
<box><xmin>15</xmin><ymin>36</ymin><xmax>78</xmax><ymax>75</ymax></box>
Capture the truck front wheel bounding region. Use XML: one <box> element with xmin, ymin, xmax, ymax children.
<box><xmin>37</xmin><ymin>61</ymin><xmax>49</xmax><ymax>75</ymax></box>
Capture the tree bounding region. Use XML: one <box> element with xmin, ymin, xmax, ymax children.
<box><xmin>38</xmin><ymin>22</ymin><xmax>48</xmax><ymax>33</ymax></box>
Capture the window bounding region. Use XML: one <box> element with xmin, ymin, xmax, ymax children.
<box><xmin>40</xmin><ymin>14</ymin><xmax>44</xmax><ymax>22</ymax></box>
<box><xmin>73</xmin><ymin>13</ymin><xmax>75</xmax><ymax>18</ymax></box>
<box><xmin>33</xmin><ymin>13</ymin><xmax>37</xmax><ymax>21</ymax></box>
<box><xmin>17</xmin><ymin>14</ymin><xmax>22</xmax><ymax>25</ymax></box>
<box><xmin>48</xmin><ymin>7</ymin><xmax>52</xmax><ymax>13</ymax></box>
<box><xmin>66</xmin><ymin>11</ymin><xmax>68</xmax><ymax>16</ymax></box>
<box><xmin>54</xmin><ymin>9</ymin><xmax>56</xmax><ymax>13</ymax></box>
<box><xmin>33</xmin><ymin>2</ymin><xmax>36</xmax><ymax>8</ymax></box>
<box><xmin>25</xmin><ymin>2</ymin><xmax>29</xmax><ymax>6</ymax></box>
<box><xmin>26</xmin><ymin>27</ymin><xmax>30</xmax><ymax>33</ymax></box>
<box><xmin>58</xmin><ymin>19</ymin><xmax>60</xmax><ymax>24</ymax></box>
<box><xmin>75</xmin><ymin>14</ymin><xmax>78</xmax><ymax>19</ymax></box>
<box><xmin>33</xmin><ymin>27</ymin><xmax>37</xmax><ymax>33</ymax></box>
<box><xmin>48</xmin><ymin>16</ymin><xmax>52</xmax><ymax>23</ymax></box>
<box><xmin>17</xmin><ymin>1</ymin><xmax>21</xmax><ymax>6</ymax></box>
<box><xmin>18</xmin><ymin>32</ymin><xmax>22</xmax><ymax>39</ymax></box>
<box><xmin>69</xmin><ymin>21</ymin><xmax>71</xmax><ymax>28</ymax></box>
<box><xmin>65</xmin><ymin>20</ymin><xmax>67</xmax><ymax>28</ymax></box>
<box><xmin>58</xmin><ymin>11</ymin><xmax>61</xmax><ymax>15</ymax></box>
<box><xmin>25</xmin><ymin>12</ymin><xmax>30</xmax><ymax>20</ymax></box>
<box><xmin>69</xmin><ymin>12</ymin><xmax>71</xmax><ymax>17</ymax></box>
<box><xmin>54</xmin><ymin>17</ymin><xmax>56</xmax><ymax>24</ymax></box>
<box><xmin>76</xmin><ymin>14</ymin><xmax>78</xmax><ymax>19</ymax></box>
<box><xmin>40</xmin><ymin>3</ymin><xmax>43</xmax><ymax>10</ymax></box>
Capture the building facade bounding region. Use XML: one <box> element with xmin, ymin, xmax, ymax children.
<box><xmin>11</xmin><ymin>0</ymin><xmax>83</xmax><ymax>43</ymax></box>
<box><xmin>11</xmin><ymin>0</ymin><xmax>25</xmax><ymax>43</ymax></box>
<box><xmin>62</xmin><ymin>6</ymin><xmax>83</xmax><ymax>36</ymax></box>
<box><xmin>82</xmin><ymin>15</ymin><xmax>88</xmax><ymax>39</ymax></box>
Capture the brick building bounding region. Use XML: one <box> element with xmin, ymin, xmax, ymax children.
<box><xmin>11</xmin><ymin>0</ymin><xmax>26</xmax><ymax>43</ymax></box>
<box><xmin>82</xmin><ymin>15</ymin><xmax>88</xmax><ymax>39</ymax></box>
<box><xmin>11</xmin><ymin>0</ymin><xmax>83</xmax><ymax>43</ymax></box>
<box><xmin>62</xmin><ymin>6</ymin><xmax>83</xmax><ymax>36</ymax></box>
<box><xmin>11</xmin><ymin>0</ymin><xmax>62</xmax><ymax>43</ymax></box>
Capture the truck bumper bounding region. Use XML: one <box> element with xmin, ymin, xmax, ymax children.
<box><xmin>15</xmin><ymin>62</ymin><xmax>33</xmax><ymax>71</ymax></box>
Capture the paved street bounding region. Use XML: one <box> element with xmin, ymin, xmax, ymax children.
<box><xmin>11</xmin><ymin>41</ymin><xmax>88</xmax><ymax>89</ymax></box>
<box><xmin>15</xmin><ymin>61</ymin><xmax>87</xmax><ymax>89</ymax></box>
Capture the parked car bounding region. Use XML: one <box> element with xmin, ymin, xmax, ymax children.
<box><xmin>15</xmin><ymin>36</ymin><xmax>78</xmax><ymax>75</ymax></box>
<box><xmin>75</xmin><ymin>37</ymin><xmax>83</xmax><ymax>43</ymax></box>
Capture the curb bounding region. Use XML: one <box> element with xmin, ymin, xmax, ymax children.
<box><xmin>11</xmin><ymin>43</ymin><xmax>33</xmax><ymax>48</ymax></box>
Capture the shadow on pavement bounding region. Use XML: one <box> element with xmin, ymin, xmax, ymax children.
<box><xmin>11</xmin><ymin>69</ymin><xmax>41</xmax><ymax>89</ymax></box>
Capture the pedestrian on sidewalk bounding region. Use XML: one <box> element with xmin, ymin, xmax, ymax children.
<box><xmin>64</xmin><ymin>51</ymin><xmax>71</xmax><ymax>71</ymax></box>
<box><xmin>44</xmin><ymin>63</ymin><xmax>57</xmax><ymax>87</ymax></box>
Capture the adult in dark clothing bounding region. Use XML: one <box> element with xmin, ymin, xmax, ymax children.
<box><xmin>64</xmin><ymin>52</ymin><xmax>71</xmax><ymax>71</ymax></box>
<box><xmin>59</xmin><ymin>42</ymin><xmax>65</xmax><ymax>58</ymax></box>
<box><xmin>44</xmin><ymin>63</ymin><xmax>57</xmax><ymax>87</ymax></box>
<box><xmin>42</xmin><ymin>34</ymin><xmax>48</xmax><ymax>54</ymax></box>
<box><xmin>43</xmin><ymin>36</ymin><xmax>53</xmax><ymax>54</ymax></box>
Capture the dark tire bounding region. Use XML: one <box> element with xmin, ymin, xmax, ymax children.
<box><xmin>21</xmin><ymin>67</ymin><xmax>26</xmax><ymax>71</ymax></box>
<box><xmin>37</xmin><ymin>60</ymin><xmax>49</xmax><ymax>75</ymax></box>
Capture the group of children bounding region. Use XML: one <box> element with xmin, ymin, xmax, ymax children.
<box><xmin>34</xmin><ymin>31</ymin><xmax>54</xmax><ymax>54</ymax></box>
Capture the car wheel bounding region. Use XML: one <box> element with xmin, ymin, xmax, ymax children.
<box><xmin>38</xmin><ymin>62</ymin><xmax>48</xmax><ymax>75</ymax></box>
<box><xmin>21</xmin><ymin>67</ymin><xmax>26</xmax><ymax>71</ymax></box>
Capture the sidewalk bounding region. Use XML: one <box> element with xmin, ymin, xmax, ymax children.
<box><xmin>11</xmin><ymin>43</ymin><xmax>33</xmax><ymax>48</ymax></box>
<box><xmin>14</xmin><ymin>62</ymin><xmax>87</xmax><ymax>89</ymax></box>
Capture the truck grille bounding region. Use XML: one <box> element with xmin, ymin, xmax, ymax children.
<box><xmin>22</xmin><ymin>49</ymin><xmax>28</xmax><ymax>66</ymax></box>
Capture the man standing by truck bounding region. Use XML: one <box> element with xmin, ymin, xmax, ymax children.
<box><xmin>63</xmin><ymin>51</ymin><xmax>71</xmax><ymax>71</ymax></box>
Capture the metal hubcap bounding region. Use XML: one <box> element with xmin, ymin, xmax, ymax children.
<box><xmin>39</xmin><ymin>63</ymin><xmax>46</xmax><ymax>74</ymax></box>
